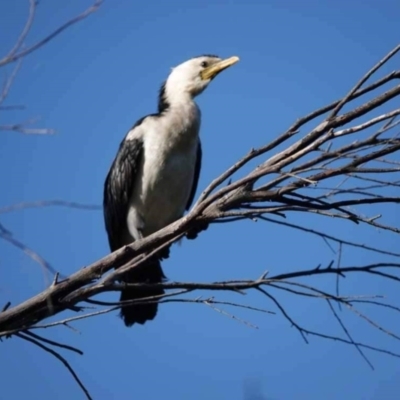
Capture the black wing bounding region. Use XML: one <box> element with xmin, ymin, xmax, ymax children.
<box><xmin>186</xmin><ymin>140</ymin><xmax>202</xmax><ymax>210</ymax></box>
<box><xmin>103</xmin><ymin>136</ymin><xmax>143</xmax><ymax>252</ymax></box>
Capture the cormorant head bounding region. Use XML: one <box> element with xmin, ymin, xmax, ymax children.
<box><xmin>160</xmin><ymin>55</ymin><xmax>239</xmax><ymax>109</ymax></box>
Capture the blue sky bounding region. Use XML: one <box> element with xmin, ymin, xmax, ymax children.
<box><xmin>1</xmin><ymin>0</ymin><xmax>399</xmax><ymax>399</ymax></box>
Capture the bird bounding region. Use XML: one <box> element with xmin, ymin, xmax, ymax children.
<box><xmin>103</xmin><ymin>54</ymin><xmax>239</xmax><ymax>327</ymax></box>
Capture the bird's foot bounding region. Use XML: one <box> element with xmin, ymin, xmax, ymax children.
<box><xmin>186</xmin><ymin>220</ymin><xmax>209</xmax><ymax>240</ymax></box>
<box><xmin>158</xmin><ymin>246</ymin><xmax>170</xmax><ymax>260</ymax></box>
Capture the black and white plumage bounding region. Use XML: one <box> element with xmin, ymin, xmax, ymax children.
<box><xmin>103</xmin><ymin>54</ymin><xmax>239</xmax><ymax>327</ymax></box>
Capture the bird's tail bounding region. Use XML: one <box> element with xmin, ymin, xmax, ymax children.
<box><xmin>119</xmin><ymin>258</ymin><xmax>165</xmax><ymax>326</ymax></box>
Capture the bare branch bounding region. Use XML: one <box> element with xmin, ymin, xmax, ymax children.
<box><xmin>0</xmin><ymin>59</ymin><xmax>23</xmax><ymax>107</ymax></box>
<box><xmin>0</xmin><ymin>222</ymin><xmax>60</xmax><ymax>279</ymax></box>
<box><xmin>256</xmin><ymin>216</ymin><xmax>400</xmax><ymax>258</ymax></box>
<box><xmin>0</xmin><ymin>123</ymin><xmax>55</xmax><ymax>135</ymax></box>
<box><xmin>22</xmin><ymin>330</ymin><xmax>83</xmax><ymax>355</ymax></box>
<box><xmin>16</xmin><ymin>333</ymin><xmax>92</xmax><ymax>400</ymax></box>
<box><xmin>0</xmin><ymin>1</ymin><xmax>103</xmax><ymax>137</ymax></box>
<box><xmin>0</xmin><ymin>1</ymin><xmax>103</xmax><ymax>67</ymax></box>
<box><xmin>3</xmin><ymin>0</ymin><xmax>37</xmax><ymax>62</ymax></box>
<box><xmin>328</xmin><ymin>44</ymin><xmax>400</xmax><ymax>118</ymax></box>
<box><xmin>326</xmin><ymin>299</ymin><xmax>374</xmax><ymax>369</ymax></box>
<box><xmin>0</xmin><ymin>200</ymin><xmax>101</xmax><ymax>214</ymax></box>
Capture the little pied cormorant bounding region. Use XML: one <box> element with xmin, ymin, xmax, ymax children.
<box><xmin>103</xmin><ymin>54</ymin><xmax>239</xmax><ymax>327</ymax></box>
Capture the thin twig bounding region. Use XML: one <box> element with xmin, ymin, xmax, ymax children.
<box><xmin>22</xmin><ymin>330</ymin><xmax>83</xmax><ymax>355</ymax></box>
<box><xmin>16</xmin><ymin>333</ymin><xmax>92</xmax><ymax>400</ymax></box>
<box><xmin>326</xmin><ymin>299</ymin><xmax>374</xmax><ymax>369</ymax></box>
<box><xmin>4</xmin><ymin>0</ymin><xmax>37</xmax><ymax>61</ymax></box>
<box><xmin>0</xmin><ymin>222</ymin><xmax>62</xmax><ymax>279</ymax></box>
<box><xmin>0</xmin><ymin>1</ymin><xmax>103</xmax><ymax>67</ymax></box>
<box><xmin>0</xmin><ymin>200</ymin><xmax>101</xmax><ymax>214</ymax></box>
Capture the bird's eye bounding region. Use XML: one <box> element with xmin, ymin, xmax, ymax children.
<box><xmin>201</xmin><ymin>61</ymin><xmax>208</xmax><ymax>68</ymax></box>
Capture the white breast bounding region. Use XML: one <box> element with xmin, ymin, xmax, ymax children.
<box><xmin>126</xmin><ymin>104</ymin><xmax>201</xmax><ymax>239</ymax></box>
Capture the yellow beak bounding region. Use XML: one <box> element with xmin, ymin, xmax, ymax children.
<box><xmin>200</xmin><ymin>56</ymin><xmax>240</xmax><ymax>80</ymax></box>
